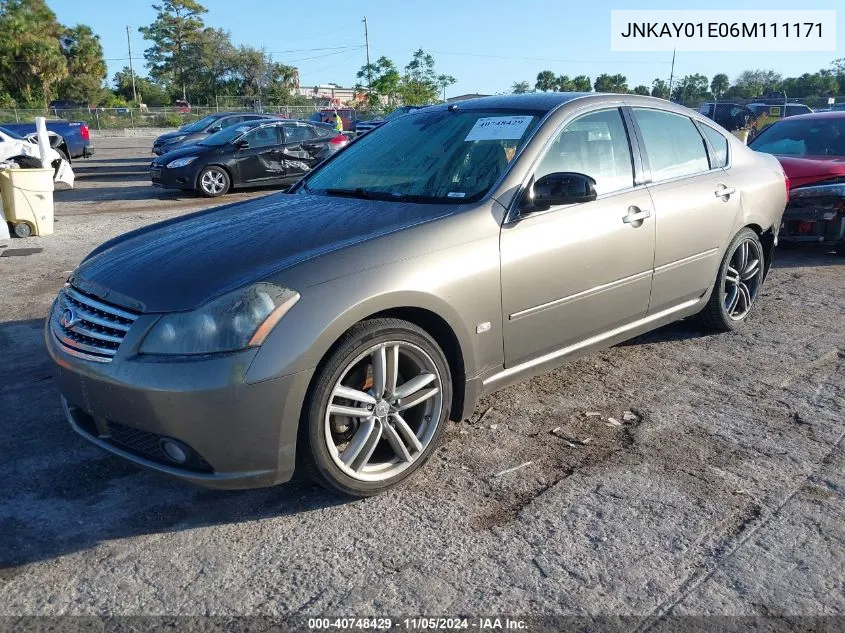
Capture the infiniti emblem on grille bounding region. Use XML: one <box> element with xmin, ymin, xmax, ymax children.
<box><xmin>60</xmin><ymin>308</ymin><xmax>77</xmax><ymax>329</ymax></box>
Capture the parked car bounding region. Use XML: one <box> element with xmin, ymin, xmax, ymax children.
<box><xmin>697</xmin><ymin>102</ymin><xmax>757</xmax><ymax>132</ymax></box>
<box><xmin>174</xmin><ymin>99</ymin><xmax>191</xmax><ymax>113</ymax></box>
<box><xmin>48</xmin><ymin>94</ymin><xmax>787</xmax><ymax>496</ymax></box>
<box><xmin>354</xmin><ymin>105</ymin><xmax>430</xmax><ymax>135</ymax></box>
<box><xmin>747</xmin><ymin>103</ymin><xmax>813</xmax><ymax>119</ymax></box>
<box><xmin>749</xmin><ymin>111</ymin><xmax>845</xmax><ymax>254</ymax></box>
<box><xmin>152</xmin><ymin>112</ymin><xmax>280</xmax><ymax>155</ymax></box>
<box><xmin>150</xmin><ymin>119</ymin><xmax>347</xmax><ymax>197</ymax></box>
<box><xmin>1</xmin><ymin>120</ymin><xmax>92</xmax><ymax>159</ymax></box>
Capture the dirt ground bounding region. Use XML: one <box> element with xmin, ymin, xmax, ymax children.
<box><xmin>0</xmin><ymin>139</ymin><xmax>843</xmax><ymax>625</ymax></box>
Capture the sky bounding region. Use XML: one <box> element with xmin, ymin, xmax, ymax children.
<box><xmin>47</xmin><ymin>0</ymin><xmax>844</xmax><ymax>98</ymax></box>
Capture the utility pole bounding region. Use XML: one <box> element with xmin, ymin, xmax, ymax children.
<box><xmin>126</xmin><ymin>26</ymin><xmax>137</xmax><ymax>103</ymax></box>
<box><xmin>667</xmin><ymin>48</ymin><xmax>676</xmax><ymax>101</ymax></box>
<box><xmin>363</xmin><ymin>17</ymin><xmax>371</xmax><ymax>90</ymax></box>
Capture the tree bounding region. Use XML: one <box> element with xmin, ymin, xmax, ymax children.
<box><xmin>0</xmin><ymin>0</ymin><xmax>68</xmax><ymax>106</ymax></box>
<box><xmin>672</xmin><ymin>73</ymin><xmax>709</xmax><ymax>104</ymax></box>
<box><xmin>710</xmin><ymin>73</ymin><xmax>729</xmax><ymax>99</ymax></box>
<box><xmin>632</xmin><ymin>85</ymin><xmax>649</xmax><ymax>95</ymax></box>
<box><xmin>651</xmin><ymin>78</ymin><xmax>669</xmax><ymax>99</ymax></box>
<box><xmin>734</xmin><ymin>69</ymin><xmax>782</xmax><ymax>97</ymax></box>
<box><xmin>356</xmin><ymin>56</ymin><xmax>401</xmax><ymax>107</ymax></box>
<box><xmin>571</xmin><ymin>75</ymin><xmax>592</xmax><ymax>92</ymax></box>
<box><xmin>594</xmin><ymin>73</ymin><xmax>628</xmax><ymax>93</ymax></box>
<box><xmin>113</xmin><ymin>67</ymin><xmax>170</xmax><ymax>105</ymax></box>
<box><xmin>535</xmin><ymin>70</ymin><xmax>557</xmax><ymax>92</ymax></box>
<box><xmin>511</xmin><ymin>81</ymin><xmax>531</xmax><ymax>94</ymax></box>
<box><xmin>398</xmin><ymin>49</ymin><xmax>445</xmax><ymax>105</ymax></box>
<box><xmin>57</xmin><ymin>24</ymin><xmax>106</xmax><ymax>104</ymax></box>
<box><xmin>556</xmin><ymin>75</ymin><xmax>574</xmax><ymax>92</ymax></box>
<box><xmin>436</xmin><ymin>73</ymin><xmax>456</xmax><ymax>101</ymax></box>
<box><xmin>139</xmin><ymin>0</ymin><xmax>208</xmax><ymax>100</ymax></box>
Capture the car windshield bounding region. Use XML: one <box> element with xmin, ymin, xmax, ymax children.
<box><xmin>199</xmin><ymin>122</ymin><xmax>261</xmax><ymax>146</ymax></box>
<box><xmin>303</xmin><ymin>109</ymin><xmax>541</xmax><ymax>203</ymax></box>
<box><xmin>749</xmin><ymin>117</ymin><xmax>845</xmax><ymax>156</ymax></box>
<box><xmin>180</xmin><ymin>115</ymin><xmax>218</xmax><ymax>133</ymax></box>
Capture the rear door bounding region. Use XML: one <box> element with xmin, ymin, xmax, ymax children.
<box><xmin>235</xmin><ymin>125</ymin><xmax>284</xmax><ymax>184</ymax></box>
<box><xmin>281</xmin><ymin>123</ymin><xmax>324</xmax><ymax>179</ymax></box>
<box><xmin>629</xmin><ymin>107</ymin><xmax>741</xmax><ymax>314</ymax></box>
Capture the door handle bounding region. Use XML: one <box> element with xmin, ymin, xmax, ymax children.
<box><xmin>623</xmin><ymin>208</ymin><xmax>651</xmax><ymax>224</ymax></box>
<box><xmin>714</xmin><ymin>186</ymin><xmax>737</xmax><ymax>198</ymax></box>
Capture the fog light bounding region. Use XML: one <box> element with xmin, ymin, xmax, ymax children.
<box><xmin>160</xmin><ymin>438</ymin><xmax>188</xmax><ymax>464</ymax></box>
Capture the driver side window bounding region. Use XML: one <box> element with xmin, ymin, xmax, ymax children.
<box><xmin>535</xmin><ymin>108</ymin><xmax>634</xmax><ymax>195</ymax></box>
<box><xmin>242</xmin><ymin>126</ymin><xmax>280</xmax><ymax>148</ymax></box>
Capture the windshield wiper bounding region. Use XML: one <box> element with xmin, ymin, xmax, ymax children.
<box><xmin>323</xmin><ymin>188</ymin><xmax>409</xmax><ymax>201</ymax></box>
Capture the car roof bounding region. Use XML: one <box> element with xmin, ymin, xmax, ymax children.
<box><xmin>768</xmin><ymin>110</ymin><xmax>845</xmax><ymax>122</ymax></box>
<box><xmin>421</xmin><ymin>92</ymin><xmax>703</xmax><ymax>116</ymax></box>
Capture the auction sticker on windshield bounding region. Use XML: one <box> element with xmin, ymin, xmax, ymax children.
<box><xmin>465</xmin><ymin>116</ymin><xmax>533</xmax><ymax>141</ymax></box>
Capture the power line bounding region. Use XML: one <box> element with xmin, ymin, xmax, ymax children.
<box><xmin>425</xmin><ymin>50</ymin><xmax>674</xmax><ymax>65</ymax></box>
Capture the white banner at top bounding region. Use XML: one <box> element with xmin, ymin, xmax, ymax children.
<box><xmin>611</xmin><ymin>10</ymin><xmax>836</xmax><ymax>52</ymax></box>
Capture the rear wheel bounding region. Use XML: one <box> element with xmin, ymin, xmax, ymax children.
<box><xmin>13</xmin><ymin>222</ymin><xmax>32</xmax><ymax>238</ymax></box>
<box><xmin>696</xmin><ymin>228</ymin><xmax>765</xmax><ymax>331</ymax></box>
<box><xmin>197</xmin><ymin>166</ymin><xmax>230</xmax><ymax>197</ymax></box>
<box><xmin>299</xmin><ymin>318</ymin><xmax>452</xmax><ymax>497</ymax></box>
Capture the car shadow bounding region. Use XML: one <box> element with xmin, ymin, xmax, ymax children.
<box><xmin>0</xmin><ymin>318</ymin><xmax>349</xmax><ymax>572</ymax></box>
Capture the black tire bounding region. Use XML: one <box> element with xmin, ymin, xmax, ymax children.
<box><xmin>696</xmin><ymin>227</ymin><xmax>764</xmax><ymax>331</ymax></box>
<box><xmin>13</xmin><ymin>222</ymin><xmax>32</xmax><ymax>238</ymax></box>
<box><xmin>298</xmin><ymin>318</ymin><xmax>452</xmax><ymax>497</ymax></box>
<box><xmin>197</xmin><ymin>166</ymin><xmax>230</xmax><ymax>198</ymax></box>
<box><xmin>835</xmin><ymin>241</ymin><xmax>845</xmax><ymax>257</ymax></box>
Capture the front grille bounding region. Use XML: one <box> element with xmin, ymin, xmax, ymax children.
<box><xmin>51</xmin><ymin>286</ymin><xmax>139</xmax><ymax>362</ymax></box>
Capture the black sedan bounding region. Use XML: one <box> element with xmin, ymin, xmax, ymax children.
<box><xmin>150</xmin><ymin>120</ymin><xmax>349</xmax><ymax>197</ymax></box>
<box><xmin>152</xmin><ymin>112</ymin><xmax>280</xmax><ymax>155</ymax></box>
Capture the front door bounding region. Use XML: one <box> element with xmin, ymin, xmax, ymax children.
<box><xmin>500</xmin><ymin>107</ymin><xmax>656</xmax><ymax>366</ymax></box>
<box><xmin>236</xmin><ymin>126</ymin><xmax>284</xmax><ymax>184</ymax></box>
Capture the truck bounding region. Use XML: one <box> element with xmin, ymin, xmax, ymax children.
<box><xmin>0</xmin><ymin>120</ymin><xmax>93</xmax><ymax>160</ymax></box>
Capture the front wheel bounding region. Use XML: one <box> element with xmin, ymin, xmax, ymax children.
<box><xmin>696</xmin><ymin>227</ymin><xmax>765</xmax><ymax>331</ymax></box>
<box><xmin>299</xmin><ymin>318</ymin><xmax>452</xmax><ymax>497</ymax></box>
<box><xmin>197</xmin><ymin>166</ymin><xmax>230</xmax><ymax>197</ymax></box>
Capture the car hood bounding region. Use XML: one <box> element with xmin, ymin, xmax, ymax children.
<box><xmin>153</xmin><ymin>143</ymin><xmax>216</xmax><ymax>164</ymax></box>
<box><xmin>71</xmin><ymin>194</ymin><xmax>459</xmax><ymax>313</ymax></box>
<box><xmin>774</xmin><ymin>155</ymin><xmax>845</xmax><ymax>188</ymax></box>
<box><xmin>155</xmin><ymin>130</ymin><xmax>200</xmax><ymax>144</ymax></box>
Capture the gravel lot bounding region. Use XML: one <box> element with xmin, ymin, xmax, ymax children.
<box><xmin>0</xmin><ymin>139</ymin><xmax>843</xmax><ymax>625</ymax></box>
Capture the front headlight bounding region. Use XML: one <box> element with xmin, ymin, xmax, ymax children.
<box><xmin>140</xmin><ymin>283</ymin><xmax>300</xmax><ymax>355</ymax></box>
<box><xmin>166</xmin><ymin>156</ymin><xmax>197</xmax><ymax>169</ymax></box>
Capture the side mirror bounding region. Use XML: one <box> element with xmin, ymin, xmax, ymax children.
<box><xmin>521</xmin><ymin>172</ymin><xmax>597</xmax><ymax>212</ymax></box>
<box><xmin>235</xmin><ymin>139</ymin><xmax>249</xmax><ymax>149</ymax></box>
<box><xmin>207</xmin><ymin>126</ymin><xmax>221</xmax><ymax>133</ymax></box>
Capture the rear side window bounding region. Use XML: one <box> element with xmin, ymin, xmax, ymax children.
<box><xmin>633</xmin><ymin>108</ymin><xmax>709</xmax><ymax>181</ymax></box>
<box><xmin>699</xmin><ymin>124</ymin><xmax>729</xmax><ymax>168</ymax></box>
<box><xmin>310</xmin><ymin>125</ymin><xmax>335</xmax><ymax>138</ymax></box>
<box><xmin>284</xmin><ymin>124</ymin><xmax>313</xmax><ymax>143</ymax></box>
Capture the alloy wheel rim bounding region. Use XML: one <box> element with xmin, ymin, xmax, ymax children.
<box><xmin>723</xmin><ymin>238</ymin><xmax>763</xmax><ymax>320</ymax></box>
<box><xmin>201</xmin><ymin>170</ymin><xmax>225</xmax><ymax>194</ymax></box>
<box><xmin>324</xmin><ymin>341</ymin><xmax>443</xmax><ymax>482</ymax></box>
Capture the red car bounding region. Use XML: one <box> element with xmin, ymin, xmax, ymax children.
<box><xmin>749</xmin><ymin>111</ymin><xmax>845</xmax><ymax>255</ymax></box>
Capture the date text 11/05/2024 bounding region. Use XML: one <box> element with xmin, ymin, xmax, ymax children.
<box><xmin>307</xmin><ymin>617</ymin><xmax>529</xmax><ymax>630</ymax></box>
<box><xmin>619</xmin><ymin>22</ymin><xmax>823</xmax><ymax>39</ymax></box>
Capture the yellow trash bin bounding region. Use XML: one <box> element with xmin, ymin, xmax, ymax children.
<box><xmin>0</xmin><ymin>168</ymin><xmax>55</xmax><ymax>237</ymax></box>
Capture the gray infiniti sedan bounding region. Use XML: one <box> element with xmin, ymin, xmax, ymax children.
<box><xmin>47</xmin><ymin>93</ymin><xmax>787</xmax><ymax>497</ymax></box>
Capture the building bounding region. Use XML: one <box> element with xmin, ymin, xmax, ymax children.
<box><xmin>446</xmin><ymin>93</ymin><xmax>490</xmax><ymax>103</ymax></box>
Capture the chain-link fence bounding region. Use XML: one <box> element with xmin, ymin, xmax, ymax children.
<box><xmin>0</xmin><ymin>104</ymin><xmax>328</xmax><ymax>130</ymax></box>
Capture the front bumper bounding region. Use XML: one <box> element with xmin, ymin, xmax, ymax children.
<box><xmin>46</xmin><ymin>321</ymin><xmax>313</xmax><ymax>489</ymax></box>
<box><xmin>150</xmin><ymin>164</ymin><xmax>198</xmax><ymax>190</ymax></box>
<box><xmin>781</xmin><ymin>182</ymin><xmax>845</xmax><ymax>244</ymax></box>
